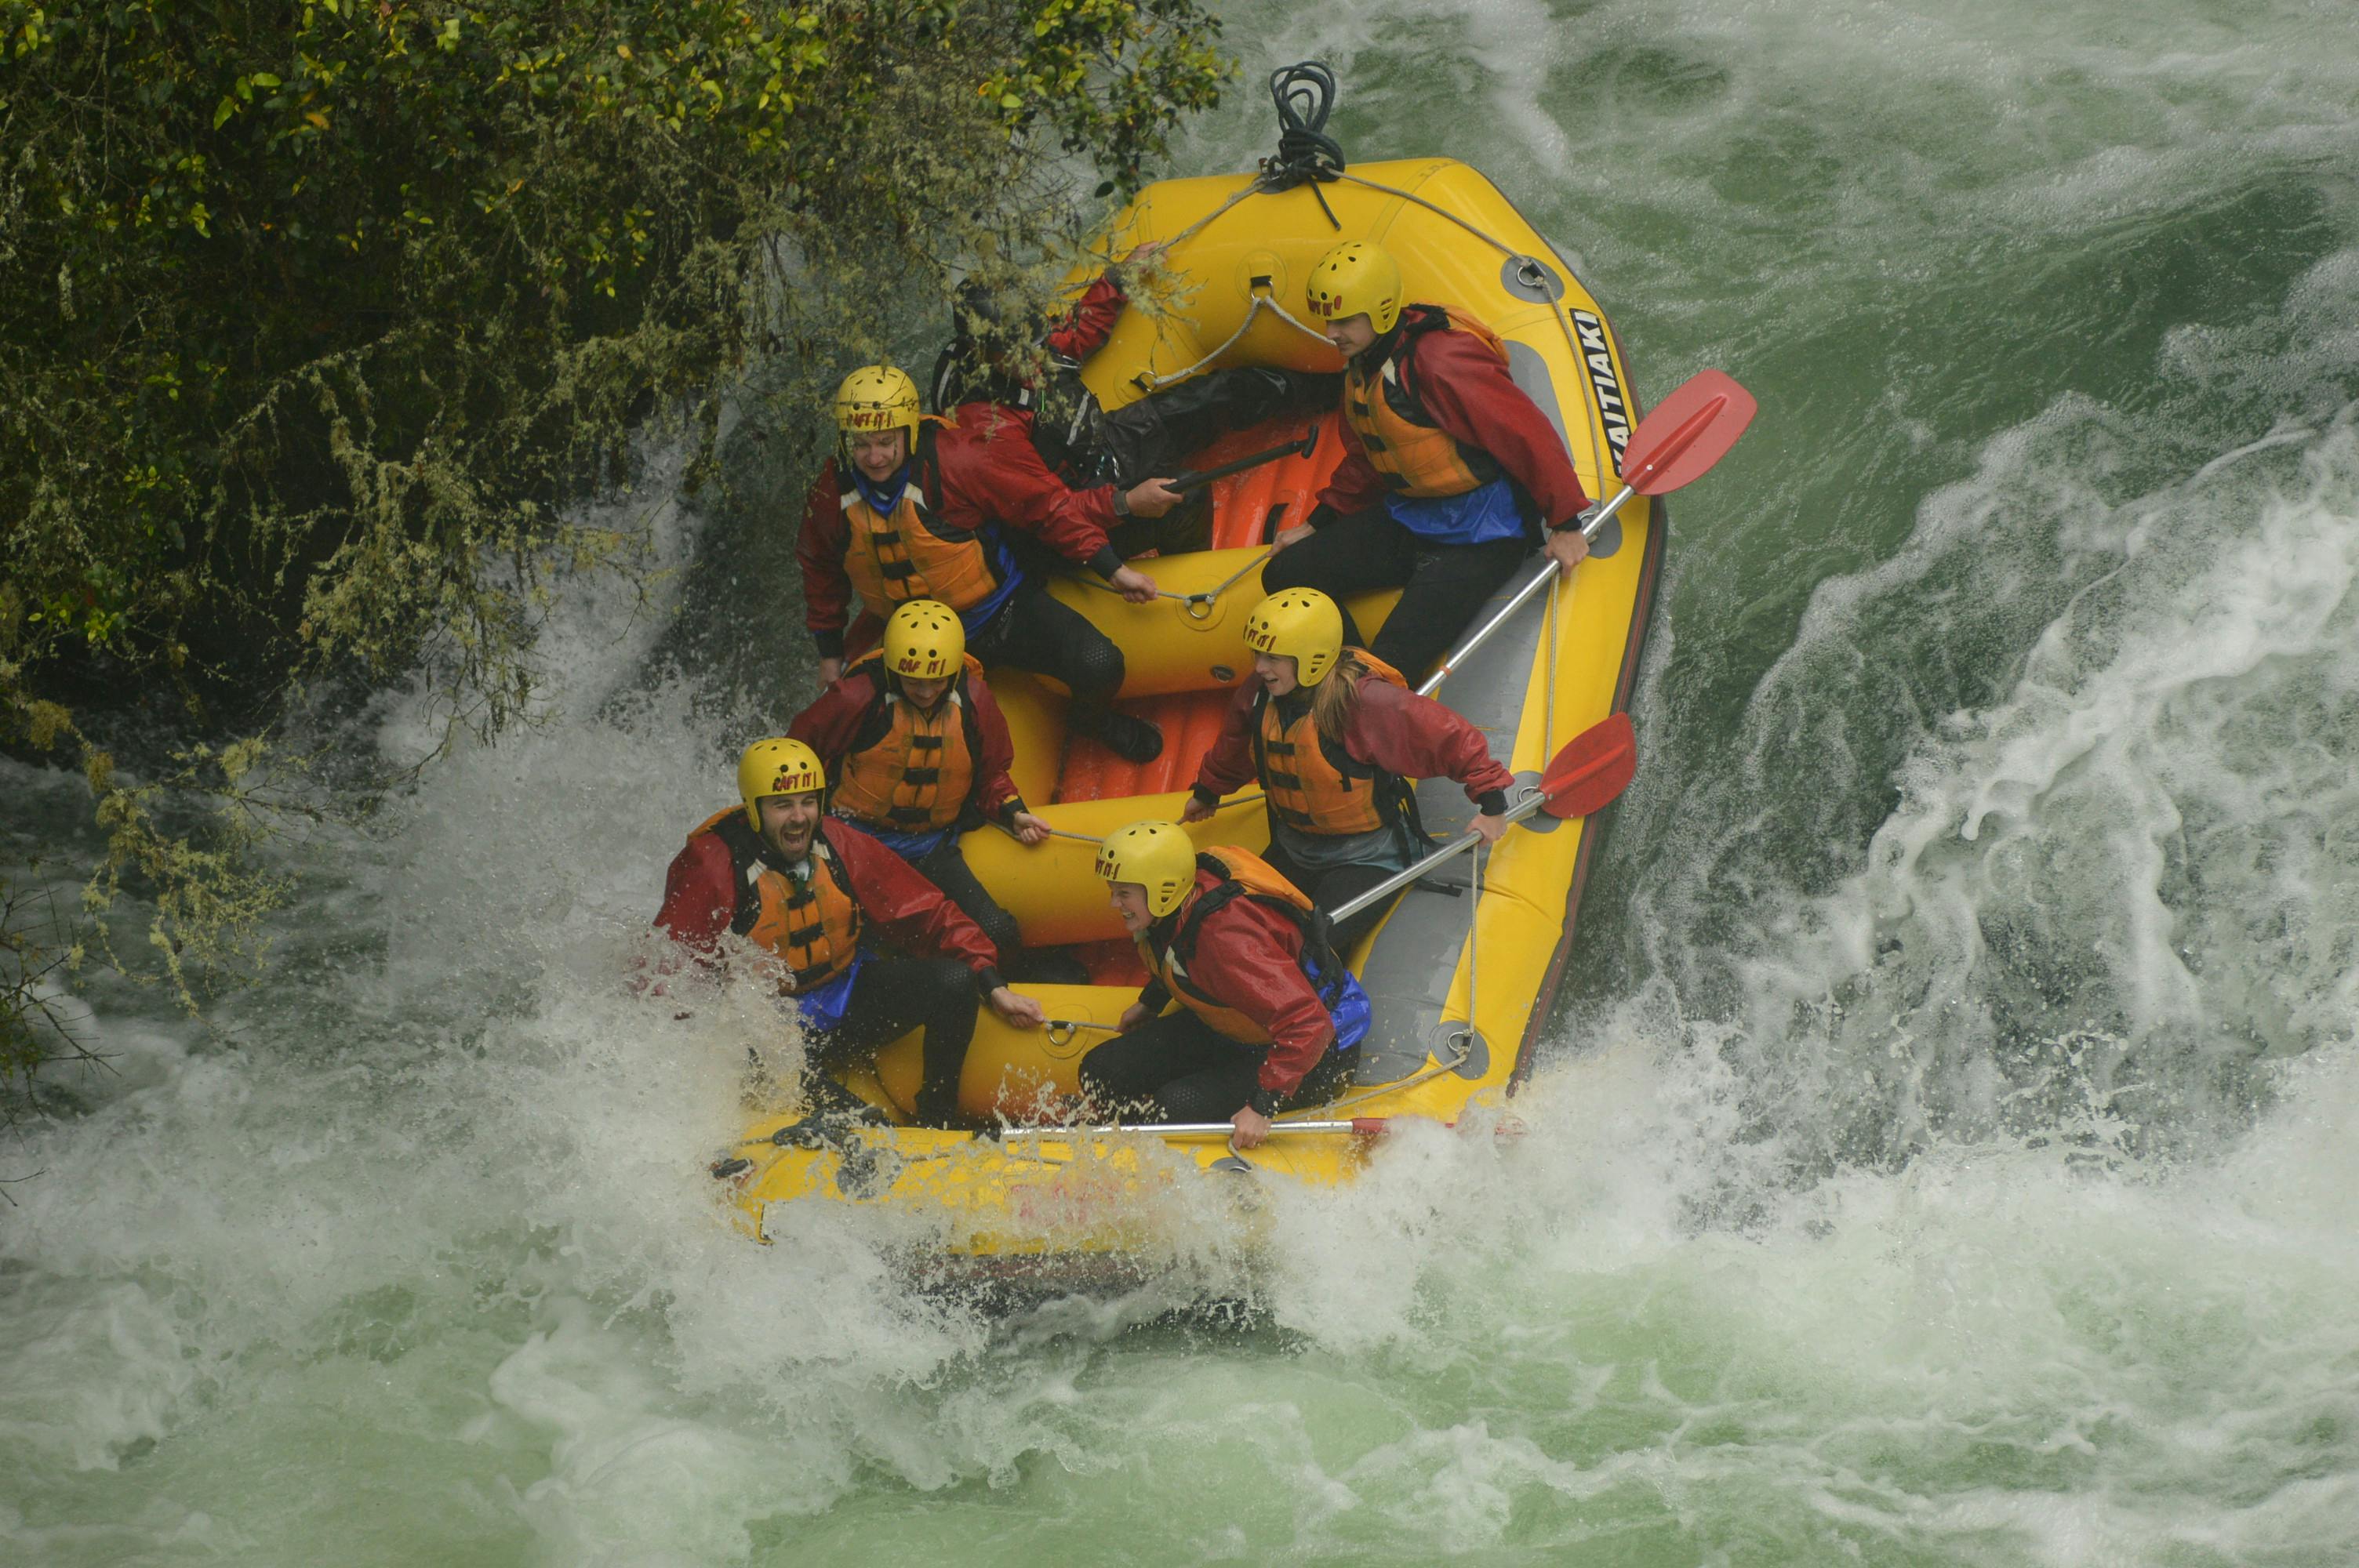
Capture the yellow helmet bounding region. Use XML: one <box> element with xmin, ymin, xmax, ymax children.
<box><xmin>1094</xmin><ymin>820</ymin><xmax>1199</xmax><ymax>918</ymax></box>
<box><xmin>1243</xmin><ymin>588</ymin><xmax>1345</xmax><ymax>687</ymax></box>
<box><xmin>1304</xmin><ymin>240</ymin><xmax>1403</xmax><ymax>334</ymax></box>
<box><xmin>833</xmin><ymin>365</ymin><xmax>921</xmax><ymax>454</ymax></box>
<box><xmin>882</xmin><ymin>599</ymin><xmax>965</xmax><ymax>682</ymax></box>
<box><xmin>737</xmin><ymin>737</ymin><xmax>827</xmax><ymax>830</ymax></box>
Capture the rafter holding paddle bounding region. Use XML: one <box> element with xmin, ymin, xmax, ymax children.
<box><xmin>1418</xmin><ymin>368</ymin><xmax>1757</xmax><ymax>698</ymax></box>
<box><xmin>1325</xmin><ymin>710</ymin><xmax>1637</xmax><ymax>924</ymax></box>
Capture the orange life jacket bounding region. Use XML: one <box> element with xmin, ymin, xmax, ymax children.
<box><xmin>826</xmin><ymin>651</ymin><xmax>986</xmax><ymax>833</ymax></box>
<box><xmin>1342</xmin><ymin>306</ymin><xmax>1512</xmax><ymax>499</ymax></box>
<box><xmin>1136</xmin><ymin>848</ymin><xmax>1331</xmax><ymax>1045</ymax></box>
<box><xmin>688</xmin><ymin>810</ymin><xmax>863</xmax><ymax>993</ymax></box>
<box><xmin>1252</xmin><ymin>654</ymin><xmax>1417</xmax><ymax>837</ymax></box>
<box><xmin>838</xmin><ymin>423</ymin><xmax>1002</xmax><ymax>619</ymax></box>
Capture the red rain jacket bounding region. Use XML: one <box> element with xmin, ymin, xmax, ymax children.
<box><xmin>1139</xmin><ymin>869</ymin><xmax>1337</xmax><ymax>1098</ymax></box>
<box><xmin>1190</xmin><ymin>670</ymin><xmax>1518</xmax><ymax>815</ymax></box>
<box><xmin>654</xmin><ymin>815</ymin><xmax>1002</xmax><ymax>989</ymax></box>
<box><xmin>786</xmin><ymin>664</ymin><xmax>1026</xmax><ymax>828</ymax></box>
<box><xmin>1319</xmin><ymin>306</ymin><xmax>1592</xmax><ymax>528</ymax></box>
<box><xmin>795</xmin><ymin>400</ymin><xmax>1125</xmax><ymax>658</ymax></box>
<box><xmin>1045</xmin><ymin>270</ymin><xmax>1126</xmax><ymax>362</ymax></box>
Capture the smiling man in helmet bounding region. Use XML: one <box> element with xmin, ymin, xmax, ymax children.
<box><xmin>1079</xmin><ymin>821</ymin><xmax>1370</xmax><ymax>1149</ymax></box>
<box><xmin>1261</xmin><ymin>239</ymin><xmax>1595</xmax><ymax>683</ymax></box>
<box><xmin>654</xmin><ymin>737</ymin><xmax>1045</xmax><ymax>1127</ymax></box>
<box><xmin>795</xmin><ymin>363</ymin><xmax>1166</xmax><ymax>763</ymax></box>
<box><xmin>787</xmin><ymin>599</ymin><xmax>1060</xmax><ymax>978</ymax></box>
<box><xmin>1180</xmin><ymin>587</ymin><xmax>1517</xmax><ymax>956</ymax></box>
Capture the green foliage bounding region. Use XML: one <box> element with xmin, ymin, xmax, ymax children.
<box><xmin>2</xmin><ymin>690</ymin><xmax>293</xmax><ymax>1065</ymax></box>
<box><xmin>0</xmin><ymin>0</ymin><xmax>1231</xmax><ymax>1095</ymax></box>
<box><xmin>1</xmin><ymin>872</ymin><xmax>93</xmax><ymax>1121</ymax></box>
<box><xmin>2</xmin><ymin>0</ymin><xmax>1227</xmax><ymax>691</ymax></box>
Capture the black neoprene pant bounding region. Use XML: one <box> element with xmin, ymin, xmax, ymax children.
<box><xmin>1091</xmin><ymin>368</ymin><xmax>1341</xmax><ymax>558</ymax></box>
<box><xmin>968</xmin><ymin>581</ymin><xmax>1125</xmax><ymax>713</ymax></box>
<box><xmin>1258</xmin><ymin>506</ymin><xmax>1530</xmax><ymax>685</ymax></box>
<box><xmin>905</xmin><ymin>838</ymin><xmax>1078</xmax><ymax>983</ymax></box>
<box><xmin>1089</xmin><ymin>368</ymin><xmax>1342</xmax><ymax>486</ymax></box>
<box><xmin>1078</xmin><ymin>1011</ymin><xmax>1356</xmax><ymax>1123</ymax></box>
<box><xmin>803</xmin><ymin>954</ymin><xmax>976</xmax><ymax>1120</ymax></box>
<box><xmin>904</xmin><ymin>840</ymin><xmax>1022</xmax><ymax>970</ymax></box>
<box><xmin>1254</xmin><ymin>834</ymin><xmax>1406</xmax><ymax>960</ymax></box>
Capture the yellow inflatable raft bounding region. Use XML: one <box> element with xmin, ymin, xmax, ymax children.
<box><xmin>716</xmin><ymin>153</ymin><xmax>1665</xmax><ymax>1276</ymax></box>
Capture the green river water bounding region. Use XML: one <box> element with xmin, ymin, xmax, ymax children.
<box><xmin>6</xmin><ymin>1</ymin><xmax>2359</xmax><ymax>1563</ymax></box>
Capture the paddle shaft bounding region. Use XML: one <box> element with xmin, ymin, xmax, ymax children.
<box><xmin>1416</xmin><ymin>367</ymin><xmax>1756</xmax><ymax>699</ymax></box>
<box><xmin>1003</xmin><ymin>1117</ymin><xmax>1398</xmax><ymax>1138</ymax></box>
<box><xmin>1321</xmin><ymin>712</ymin><xmax>1634</xmax><ymax>924</ymax></box>
<box><xmin>1169</xmin><ymin>428</ymin><xmax>1318</xmax><ymax>494</ymax></box>
<box><xmin>1326</xmin><ymin>784</ymin><xmax>1551</xmax><ymax>924</ymax></box>
<box><xmin>1413</xmin><ymin>486</ymin><xmax>1624</xmax><ymax>699</ymax></box>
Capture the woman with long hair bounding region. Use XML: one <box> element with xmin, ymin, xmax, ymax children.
<box><xmin>1181</xmin><ymin>588</ymin><xmax>1516</xmax><ymax>954</ymax></box>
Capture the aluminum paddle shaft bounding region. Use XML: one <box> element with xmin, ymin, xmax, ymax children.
<box><xmin>1001</xmin><ymin>1118</ymin><xmax>1389</xmax><ymax>1138</ymax></box>
<box><xmin>1417</xmin><ymin>368</ymin><xmax>1757</xmax><ymax>699</ymax></box>
<box><xmin>1324</xmin><ymin>774</ymin><xmax>1554</xmax><ymax>924</ymax></box>
<box><xmin>1326</xmin><ymin>713</ymin><xmax>1636</xmax><ymax>924</ymax></box>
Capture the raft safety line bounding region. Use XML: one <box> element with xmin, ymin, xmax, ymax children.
<box><xmin>1322</xmin><ymin>1028</ymin><xmax>1476</xmax><ymax>1115</ymax></box>
<box><xmin>1139</xmin><ymin>163</ymin><xmax>1620</xmax><ymax>542</ymax></box>
<box><xmin>1543</xmin><ymin>580</ymin><xmax>1558</xmax><ymax>759</ymax></box>
<box><xmin>1074</xmin><ymin>545</ymin><xmax>1275</xmax><ymax>619</ymax></box>
<box><xmin>1456</xmin><ymin>837</ymin><xmax>1483</xmax><ymax>1059</ymax></box>
<box><xmin>1199</xmin><ymin>545</ymin><xmax>1278</xmax><ymax>601</ymax></box>
<box><xmin>988</xmin><ymin>793</ymin><xmax>1267</xmax><ymax>853</ymax></box>
<box><xmin>1131</xmin><ymin>280</ymin><xmax>1333</xmax><ymax>395</ymax></box>
<box><xmin>993</xmin><ymin>823</ymin><xmax>1107</xmax><ymax>848</ymax></box>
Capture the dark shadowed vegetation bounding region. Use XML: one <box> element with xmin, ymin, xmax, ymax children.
<box><xmin>0</xmin><ymin>0</ymin><xmax>1229</xmax><ymax>1104</ymax></box>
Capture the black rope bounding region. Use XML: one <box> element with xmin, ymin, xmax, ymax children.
<box><xmin>1260</xmin><ymin>61</ymin><xmax>1347</xmax><ymax>196</ymax></box>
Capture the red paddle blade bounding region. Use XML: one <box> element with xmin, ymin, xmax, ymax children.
<box><xmin>1621</xmin><ymin>368</ymin><xmax>1756</xmax><ymax>495</ymax></box>
<box><xmin>1538</xmin><ymin>712</ymin><xmax>1637</xmax><ymax>819</ymax></box>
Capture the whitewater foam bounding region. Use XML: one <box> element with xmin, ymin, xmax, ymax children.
<box><xmin>10</xmin><ymin>3</ymin><xmax>2359</xmax><ymax>1560</ymax></box>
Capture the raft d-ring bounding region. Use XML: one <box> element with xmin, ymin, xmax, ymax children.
<box><xmin>1499</xmin><ymin>253</ymin><xmax>1567</xmax><ymax>304</ymax></box>
<box><xmin>1045</xmin><ymin>1019</ymin><xmax>1079</xmax><ymax>1049</ymax></box>
<box><xmin>1180</xmin><ymin>593</ymin><xmax>1218</xmax><ymax>621</ymax></box>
